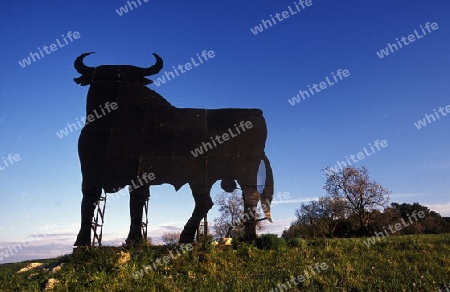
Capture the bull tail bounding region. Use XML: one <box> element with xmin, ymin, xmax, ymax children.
<box><xmin>258</xmin><ymin>154</ymin><xmax>274</xmax><ymax>223</ymax></box>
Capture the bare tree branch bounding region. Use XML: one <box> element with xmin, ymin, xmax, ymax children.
<box><xmin>324</xmin><ymin>166</ymin><xmax>391</xmax><ymax>235</ymax></box>
<box><xmin>213</xmin><ymin>190</ymin><xmax>265</xmax><ymax>239</ymax></box>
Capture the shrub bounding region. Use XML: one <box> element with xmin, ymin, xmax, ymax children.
<box><xmin>256</xmin><ymin>234</ymin><xmax>286</xmax><ymax>250</ymax></box>
<box><xmin>288</xmin><ymin>238</ymin><xmax>307</xmax><ymax>249</ymax></box>
<box><xmin>236</xmin><ymin>242</ymin><xmax>255</xmax><ymax>259</ymax></box>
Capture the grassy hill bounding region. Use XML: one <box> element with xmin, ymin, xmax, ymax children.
<box><xmin>0</xmin><ymin>234</ymin><xmax>449</xmax><ymax>291</ymax></box>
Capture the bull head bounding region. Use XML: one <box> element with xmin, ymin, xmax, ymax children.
<box><xmin>73</xmin><ymin>52</ymin><xmax>163</xmax><ymax>86</ymax></box>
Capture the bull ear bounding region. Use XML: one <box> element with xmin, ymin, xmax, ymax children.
<box><xmin>74</xmin><ymin>52</ymin><xmax>95</xmax><ymax>74</ymax></box>
<box><xmin>142</xmin><ymin>53</ymin><xmax>163</xmax><ymax>76</ymax></box>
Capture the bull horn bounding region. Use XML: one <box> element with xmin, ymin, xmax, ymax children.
<box><xmin>74</xmin><ymin>52</ymin><xmax>95</xmax><ymax>74</ymax></box>
<box><xmin>142</xmin><ymin>53</ymin><xmax>163</xmax><ymax>76</ymax></box>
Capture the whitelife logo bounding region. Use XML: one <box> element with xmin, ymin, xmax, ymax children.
<box><xmin>414</xmin><ymin>104</ymin><xmax>450</xmax><ymax>130</ymax></box>
<box><xmin>56</xmin><ymin>101</ymin><xmax>118</xmax><ymax>139</ymax></box>
<box><xmin>132</xmin><ymin>244</ymin><xmax>193</xmax><ymax>279</ymax></box>
<box><xmin>376</xmin><ymin>22</ymin><xmax>439</xmax><ymax>59</ymax></box>
<box><xmin>107</xmin><ymin>172</ymin><xmax>156</xmax><ymax>204</ymax></box>
<box><xmin>18</xmin><ymin>31</ymin><xmax>81</xmax><ymax>68</ymax></box>
<box><xmin>0</xmin><ymin>153</ymin><xmax>21</xmax><ymax>171</ymax></box>
<box><xmin>250</xmin><ymin>0</ymin><xmax>313</xmax><ymax>35</ymax></box>
<box><xmin>326</xmin><ymin>140</ymin><xmax>388</xmax><ymax>175</ymax></box>
<box><xmin>0</xmin><ymin>226</ymin><xmax>57</xmax><ymax>262</ymax></box>
<box><xmin>153</xmin><ymin>50</ymin><xmax>215</xmax><ymax>87</ymax></box>
<box><xmin>269</xmin><ymin>262</ymin><xmax>329</xmax><ymax>291</ymax></box>
<box><xmin>115</xmin><ymin>0</ymin><xmax>149</xmax><ymax>16</ymax></box>
<box><xmin>363</xmin><ymin>211</ymin><xmax>425</xmax><ymax>247</ymax></box>
<box><xmin>190</xmin><ymin>121</ymin><xmax>253</xmax><ymax>157</ymax></box>
<box><xmin>288</xmin><ymin>69</ymin><xmax>350</xmax><ymax>106</ymax></box>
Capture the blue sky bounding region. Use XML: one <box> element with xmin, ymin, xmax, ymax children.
<box><xmin>1</xmin><ymin>0</ymin><xmax>449</xmax><ymax>263</ymax></box>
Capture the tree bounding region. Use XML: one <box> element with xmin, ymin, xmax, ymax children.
<box><xmin>282</xmin><ymin>223</ymin><xmax>315</xmax><ymax>240</ymax></box>
<box><xmin>161</xmin><ymin>232</ymin><xmax>181</xmax><ymax>245</ymax></box>
<box><xmin>294</xmin><ymin>196</ymin><xmax>347</xmax><ymax>237</ymax></box>
<box><xmin>391</xmin><ymin>202</ymin><xmax>450</xmax><ymax>234</ymax></box>
<box><xmin>366</xmin><ymin>207</ymin><xmax>401</xmax><ymax>235</ymax></box>
<box><xmin>283</xmin><ymin>199</ymin><xmax>450</xmax><ymax>239</ymax></box>
<box><xmin>324</xmin><ymin>166</ymin><xmax>391</xmax><ymax>235</ymax></box>
<box><xmin>213</xmin><ymin>190</ymin><xmax>265</xmax><ymax>239</ymax></box>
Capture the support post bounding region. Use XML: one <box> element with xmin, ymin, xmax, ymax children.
<box><xmin>92</xmin><ymin>193</ymin><xmax>107</xmax><ymax>246</ymax></box>
<box><xmin>196</xmin><ymin>215</ymin><xmax>208</xmax><ymax>242</ymax></box>
<box><xmin>141</xmin><ymin>197</ymin><xmax>149</xmax><ymax>242</ymax></box>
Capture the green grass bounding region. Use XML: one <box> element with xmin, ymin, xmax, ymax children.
<box><xmin>0</xmin><ymin>234</ymin><xmax>449</xmax><ymax>291</ymax></box>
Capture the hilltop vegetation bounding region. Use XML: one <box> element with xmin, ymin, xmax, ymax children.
<box><xmin>0</xmin><ymin>234</ymin><xmax>449</xmax><ymax>291</ymax></box>
<box><xmin>282</xmin><ymin>167</ymin><xmax>450</xmax><ymax>240</ymax></box>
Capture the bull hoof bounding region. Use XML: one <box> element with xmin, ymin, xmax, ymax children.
<box><xmin>126</xmin><ymin>224</ymin><xmax>145</xmax><ymax>246</ymax></box>
<box><xmin>179</xmin><ymin>228</ymin><xmax>196</xmax><ymax>243</ymax></box>
<box><xmin>74</xmin><ymin>236</ymin><xmax>91</xmax><ymax>247</ymax></box>
<box><xmin>74</xmin><ymin>228</ymin><xmax>91</xmax><ymax>246</ymax></box>
<box><xmin>125</xmin><ymin>236</ymin><xmax>145</xmax><ymax>246</ymax></box>
<box><xmin>178</xmin><ymin>238</ymin><xmax>194</xmax><ymax>244</ymax></box>
<box><xmin>179</xmin><ymin>233</ymin><xmax>195</xmax><ymax>244</ymax></box>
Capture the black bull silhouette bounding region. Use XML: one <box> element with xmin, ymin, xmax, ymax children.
<box><xmin>73</xmin><ymin>52</ymin><xmax>274</xmax><ymax>246</ymax></box>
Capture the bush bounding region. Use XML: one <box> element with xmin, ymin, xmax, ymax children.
<box><xmin>236</xmin><ymin>242</ymin><xmax>256</xmax><ymax>259</ymax></box>
<box><xmin>288</xmin><ymin>238</ymin><xmax>307</xmax><ymax>249</ymax></box>
<box><xmin>256</xmin><ymin>234</ymin><xmax>286</xmax><ymax>250</ymax></box>
<box><xmin>199</xmin><ymin>241</ymin><xmax>215</xmax><ymax>253</ymax></box>
<box><xmin>307</xmin><ymin>237</ymin><xmax>327</xmax><ymax>248</ymax></box>
<box><xmin>231</xmin><ymin>238</ymin><xmax>241</xmax><ymax>249</ymax></box>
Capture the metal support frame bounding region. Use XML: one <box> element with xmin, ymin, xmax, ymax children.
<box><xmin>91</xmin><ymin>193</ymin><xmax>107</xmax><ymax>246</ymax></box>
<box><xmin>91</xmin><ymin>192</ymin><xmax>150</xmax><ymax>246</ymax></box>
<box><xmin>196</xmin><ymin>214</ymin><xmax>208</xmax><ymax>242</ymax></box>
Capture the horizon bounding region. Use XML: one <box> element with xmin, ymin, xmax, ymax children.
<box><xmin>1</xmin><ymin>0</ymin><xmax>449</xmax><ymax>264</ymax></box>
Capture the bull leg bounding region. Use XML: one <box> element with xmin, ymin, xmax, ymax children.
<box><xmin>242</xmin><ymin>186</ymin><xmax>260</xmax><ymax>241</ymax></box>
<box><xmin>74</xmin><ymin>187</ymin><xmax>102</xmax><ymax>246</ymax></box>
<box><xmin>179</xmin><ymin>185</ymin><xmax>213</xmax><ymax>243</ymax></box>
<box><xmin>126</xmin><ymin>186</ymin><xmax>149</xmax><ymax>245</ymax></box>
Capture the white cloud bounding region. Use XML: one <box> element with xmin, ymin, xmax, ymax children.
<box><xmin>270</xmin><ymin>197</ymin><xmax>318</xmax><ymax>205</ymax></box>
<box><xmin>425</xmin><ymin>202</ymin><xmax>450</xmax><ymax>217</ymax></box>
<box><xmin>390</xmin><ymin>192</ymin><xmax>429</xmax><ymax>199</ymax></box>
<box><xmin>260</xmin><ymin>218</ymin><xmax>295</xmax><ymax>236</ymax></box>
<box><xmin>0</xmin><ymin>243</ymin><xmax>72</xmax><ymax>264</ymax></box>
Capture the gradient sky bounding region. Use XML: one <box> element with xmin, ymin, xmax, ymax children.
<box><xmin>1</xmin><ymin>0</ymin><xmax>449</xmax><ymax>263</ymax></box>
